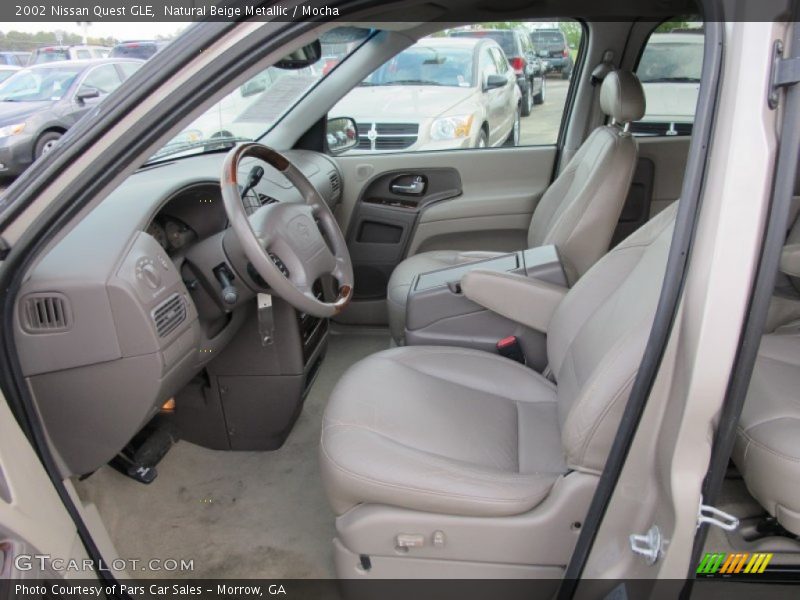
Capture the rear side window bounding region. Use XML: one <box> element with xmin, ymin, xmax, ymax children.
<box><xmin>76</xmin><ymin>50</ymin><xmax>91</xmax><ymax>60</ymax></box>
<box><xmin>33</xmin><ymin>49</ymin><xmax>69</xmax><ymax>64</ymax></box>
<box><xmin>117</xmin><ymin>62</ymin><xmax>141</xmax><ymax>79</ymax></box>
<box><xmin>80</xmin><ymin>64</ymin><xmax>123</xmax><ymax>95</ymax></box>
<box><xmin>630</xmin><ymin>20</ymin><xmax>704</xmax><ymax>137</ymax></box>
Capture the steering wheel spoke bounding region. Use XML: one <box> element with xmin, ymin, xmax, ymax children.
<box><xmin>221</xmin><ymin>143</ymin><xmax>354</xmax><ymax>318</ymax></box>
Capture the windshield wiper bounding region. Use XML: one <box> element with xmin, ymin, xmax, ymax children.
<box><xmin>146</xmin><ymin>136</ymin><xmax>251</xmax><ymax>163</ymax></box>
<box><xmin>384</xmin><ymin>79</ymin><xmax>443</xmax><ymax>86</ymax></box>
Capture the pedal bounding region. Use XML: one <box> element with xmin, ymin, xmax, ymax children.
<box><xmin>110</xmin><ymin>452</ymin><xmax>159</xmax><ymax>484</ymax></box>
<box><xmin>109</xmin><ymin>416</ymin><xmax>179</xmax><ymax>484</ymax></box>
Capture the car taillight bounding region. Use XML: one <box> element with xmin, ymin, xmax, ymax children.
<box><xmin>510</xmin><ymin>57</ymin><xmax>525</xmax><ymax>74</ymax></box>
<box><xmin>563</xmin><ymin>48</ymin><xmax>570</xmax><ymax>57</ymax></box>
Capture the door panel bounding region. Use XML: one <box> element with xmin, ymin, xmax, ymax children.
<box><xmin>611</xmin><ymin>136</ymin><xmax>692</xmax><ymax>245</ymax></box>
<box><xmin>332</xmin><ymin>146</ymin><xmax>556</xmax><ymax>322</ymax></box>
<box><xmin>638</xmin><ymin>136</ymin><xmax>691</xmax><ymax>215</ymax></box>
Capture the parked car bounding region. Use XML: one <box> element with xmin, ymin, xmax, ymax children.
<box><xmin>0</xmin><ymin>65</ymin><xmax>20</xmax><ymax>84</ymax></box>
<box><xmin>448</xmin><ymin>27</ymin><xmax>545</xmax><ymax>116</ymax></box>
<box><xmin>110</xmin><ymin>40</ymin><xmax>169</xmax><ymax>60</ymax></box>
<box><xmin>0</xmin><ymin>59</ymin><xmax>142</xmax><ymax>176</ymax></box>
<box><xmin>330</xmin><ymin>37</ymin><xmax>521</xmax><ymax>152</ymax></box>
<box><xmin>29</xmin><ymin>45</ymin><xmax>111</xmax><ymax>65</ymax></box>
<box><xmin>0</xmin><ymin>51</ymin><xmax>30</xmax><ymax>67</ymax></box>
<box><xmin>530</xmin><ymin>28</ymin><xmax>574</xmax><ymax>78</ymax></box>
<box><xmin>634</xmin><ymin>31</ymin><xmax>703</xmax><ymax>135</ymax></box>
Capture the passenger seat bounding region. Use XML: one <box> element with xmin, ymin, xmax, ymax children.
<box><xmin>387</xmin><ymin>70</ymin><xmax>646</xmax><ymax>343</ymax></box>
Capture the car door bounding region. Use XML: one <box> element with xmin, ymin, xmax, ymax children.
<box><xmin>0</xmin><ymin>391</ymin><xmax>92</xmax><ymax>583</ymax></box>
<box><xmin>329</xmin><ymin>20</ymin><xmax>584</xmax><ymax>325</ymax></box>
<box><xmin>66</xmin><ymin>64</ymin><xmax>124</xmax><ymax>126</ymax></box>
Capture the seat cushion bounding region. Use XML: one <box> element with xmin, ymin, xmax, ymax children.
<box><xmin>387</xmin><ymin>250</ymin><xmax>504</xmax><ymax>343</ymax></box>
<box><xmin>320</xmin><ymin>346</ymin><xmax>567</xmax><ymax>517</ymax></box>
<box><xmin>732</xmin><ymin>325</ymin><xmax>800</xmax><ymax>535</ymax></box>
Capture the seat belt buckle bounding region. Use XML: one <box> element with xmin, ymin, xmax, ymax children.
<box><xmin>496</xmin><ymin>335</ymin><xmax>525</xmax><ymax>364</ymax></box>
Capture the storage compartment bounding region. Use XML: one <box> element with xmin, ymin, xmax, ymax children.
<box><xmin>357</xmin><ymin>221</ymin><xmax>404</xmax><ymax>244</ymax></box>
<box><xmin>404</xmin><ymin>245</ymin><xmax>567</xmax><ymax>368</ymax></box>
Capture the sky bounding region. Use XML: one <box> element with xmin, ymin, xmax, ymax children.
<box><xmin>1</xmin><ymin>21</ymin><xmax>189</xmax><ymax>40</ymax></box>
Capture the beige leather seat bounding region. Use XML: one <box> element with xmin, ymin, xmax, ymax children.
<box><xmin>387</xmin><ymin>70</ymin><xmax>646</xmax><ymax>343</ymax></box>
<box><xmin>733</xmin><ymin>322</ymin><xmax>800</xmax><ymax>536</ymax></box>
<box><xmin>732</xmin><ymin>237</ymin><xmax>800</xmax><ymax>536</ymax></box>
<box><xmin>320</xmin><ymin>203</ymin><xmax>676</xmax><ymax>576</ymax></box>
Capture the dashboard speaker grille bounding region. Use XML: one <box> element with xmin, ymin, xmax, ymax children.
<box><xmin>152</xmin><ymin>293</ymin><xmax>187</xmax><ymax>338</ymax></box>
<box><xmin>21</xmin><ymin>294</ymin><xmax>71</xmax><ymax>333</ymax></box>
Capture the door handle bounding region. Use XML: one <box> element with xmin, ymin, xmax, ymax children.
<box><xmin>391</xmin><ymin>175</ymin><xmax>426</xmax><ymax>196</ymax></box>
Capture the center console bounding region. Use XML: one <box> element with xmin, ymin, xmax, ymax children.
<box><xmin>404</xmin><ymin>245</ymin><xmax>567</xmax><ymax>370</ymax></box>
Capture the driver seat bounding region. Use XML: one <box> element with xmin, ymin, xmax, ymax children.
<box><xmin>320</xmin><ymin>202</ymin><xmax>677</xmax><ymax>578</ymax></box>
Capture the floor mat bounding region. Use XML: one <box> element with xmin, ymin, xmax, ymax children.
<box><xmin>75</xmin><ymin>330</ymin><xmax>390</xmax><ymax>579</ymax></box>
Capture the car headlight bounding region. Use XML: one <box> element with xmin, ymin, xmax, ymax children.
<box><xmin>0</xmin><ymin>122</ymin><xmax>26</xmax><ymax>139</ymax></box>
<box><xmin>430</xmin><ymin>115</ymin><xmax>474</xmax><ymax>141</ymax></box>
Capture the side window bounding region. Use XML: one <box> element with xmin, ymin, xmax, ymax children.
<box><xmin>631</xmin><ymin>19</ymin><xmax>704</xmax><ymax>136</ymax></box>
<box><xmin>480</xmin><ymin>47</ymin><xmax>498</xmax><ymax>78</ymax></box>
<box><xmin>490</xmin><ymin>47</ymin><xmax>509</xmax><ymax>74</ymax></box>
<box><xmin>117</xmin><ymin>62</ymin><xmax>141</xmax><ymax>80</ymax></box>
<box><xmin>76</xmin><ymin>50</ymin><xmax>91</xmax><ymax>60</ymax></box>
<box><xmin>79</xmin><ymin>65</ymin><xmax>123</xmax><ymax>96</ymax></box>
<box><xmin>333</xmin><ymin>19</ymin><xmax>584</xmax><ymax>154</ymax></box>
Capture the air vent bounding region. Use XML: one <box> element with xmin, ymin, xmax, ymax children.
<box><xmin>257</xmin><ymin>193</ymin><xmax>279</xmax><ymax>206</ymax></box>
<box><xmin>151</xmin><ymin>293</ymin><xmax>187</xmax><ymax>338</ymax></box>
<box><xmin>328</xmin><ymin>171</ymin><xmax>342</xmax><ymax>201</ymax></box>
<box><xmin>21</xmin><ymin>294</ymin><xmax>71</xmax><ymax>333</ymax></box>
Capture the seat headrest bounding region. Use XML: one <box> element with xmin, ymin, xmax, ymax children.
<box><xmin>600</xmin><ymin>70</ymin><xmax>646</xmax><ymax>124</ymax></box>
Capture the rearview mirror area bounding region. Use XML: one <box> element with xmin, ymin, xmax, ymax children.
<box><xmin>326</xmin><ymin>117</ymin><xmax>358</xmax><ymax>154</ymax></box>
<box><xmin>274</xmin><ymin>40</ymin><xmax>322</xmax><ymax>69</ymax></box>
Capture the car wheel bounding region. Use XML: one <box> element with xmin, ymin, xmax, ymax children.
<box><xmin>477</xmin><ymin>128</ymin><xmax>488</xmax><ymax>148</ymax></box>
<box><xmin>505</xmin><ymin>108</ymin><xmax>521</xmax><ymax>147</ymax></box>
<box><xmin>534</xmin><ymin>76</ymin><xmax>546</xmax><ymax>105</ymax></box>
<box><xmin>562</xmin><ymin>69</ymin><xmax>571</xmax><ymax>80</ymax></box>
<box><xmin>520</xmin><ymin>83</ymin><xmax>533</xmax><ymax>117</ymax></box>
<box><xmin>34</xmin><ymin>131</ymin><xmax>62</xmax><ymax>159</ymax></box>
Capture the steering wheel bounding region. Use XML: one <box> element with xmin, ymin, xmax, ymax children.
<box><xmin>220</xmin><ymin>143</ymin><xmax>353</xmax><ymax>318</ymax></box>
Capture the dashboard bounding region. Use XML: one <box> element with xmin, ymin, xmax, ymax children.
<box><xmin>13</xmin><ymin>148</ymin><xmax>343</xmax><ymax>476</ymax></box>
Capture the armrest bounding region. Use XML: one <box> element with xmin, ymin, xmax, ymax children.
<box><xmin>461</xmin><ymin>269</ymin><xmax>568</xmax><ymax>333</ymax></box>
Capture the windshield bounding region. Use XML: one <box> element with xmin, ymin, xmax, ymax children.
<box><xmin>0</xmin><ymin>66</ymin><xmax>82</xmax><ymax>102</ymax></box>
<box><xmin>637</xmin><ymin>40</ymin><xmax>703</xmax><ymax>83</ymax></box>
<box><xmin>151</xmin><ymin>26</ymin><xmax>371</xmax><ymax>163</ymax></box>
<box><xmin>361</xmin><ymin>45</ymin><xmax>474</xmax><ymax>87</ymax></box>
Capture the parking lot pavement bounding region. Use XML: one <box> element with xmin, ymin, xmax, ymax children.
<box><xmin>520</xmin><ymin>78</ymin><xmax>569</xmax><ymax>146</ymax></box>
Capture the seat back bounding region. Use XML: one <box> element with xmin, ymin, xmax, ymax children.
<box><xmin>528</xmin><ymin>70</ymin><xmax>646</xmax><ymax>284</ymax></box>
<box><xmin>547</xmin><ymin>202</ymin><xmax>676</xmax><ymax>473</ymax></box>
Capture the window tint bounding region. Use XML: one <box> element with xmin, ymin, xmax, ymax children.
<box><xmin>631</xmin><ymin>20</ymin><xmax>704</xmax><ymax>136</ymax></box>
<box><xmin>80</xmin><ymin>64</ymin><xmax>123</xmax><ymax>95</ymax></box>
<box><xmin>331</xmin><ymin>20</ymin><xmax>583</xmax><ymax>153</ymax></box>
